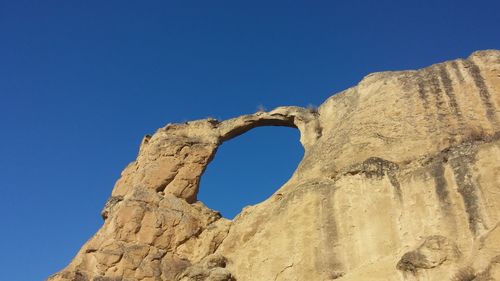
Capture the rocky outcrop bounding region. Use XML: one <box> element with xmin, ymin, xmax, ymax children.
<box><xmin>48</xmin><ymin>50</ymin><xmax>500</xmax><ymax>281</ymax></box>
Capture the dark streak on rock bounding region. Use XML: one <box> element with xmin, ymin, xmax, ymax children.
<box><xmin>417</xmin><ymin>78</ymin><xmax>430</xmax><ymax>113</ymax></box>
<box><xmin>417</xmin><ymin>68</ymin><xmax>443</xmax><ymax>134</ymax></box>
<box><xmin>431</xmin><ymin>161</ymin><xmax>451</xmax><ymax>208</ymax></box>
<box><xmin>429</xmin><ymin>160</ymin><xmax>459</xmax><ymax>234</ymax></box>
<box><xmin>427</xmin><ymin>68</ymin><xmax>447</xmax><ymax>123</ymax></box>
<box><xmin>388</xmin><ymin>171</ymin><xmax>402</xmax><ymax>201</ymax></box>
<box><xmin>323</xmin><ymin>187</ymin><xmax>338</xmax><ymax>240</ymax></box>
<box><xmin>450</xmin><ymin>61</ymin><xmax>465</xmax><ymax>82</ymax></box>
<box><xmin>314</xmin><ymin>185</ymin><xmax>343</xmax><ymax>276</ymax></box>
<box><xmin>397</xmin><ymin>74</ymin><xmax>418</xmax><ymax>130</ymax></box>
<box><xmin>463</xmin><ymin>60</ymin><xmax>499</xmax><ymax>125</ymax></box>
<box><xmin>438</xmin><ymin>64</ymin><xmax>464</xmax><ymax>121</ymax></box>
<box><xmin>416</xmin><ymin>71</ymin><xmax>440</xmax><ymax>135</ymax></box>
<box><xmin>449</xmin><ymin>157</ymin><xmax>482</xmax><ymax>235</ymax></box>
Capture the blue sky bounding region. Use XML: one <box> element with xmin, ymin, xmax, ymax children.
<box><xmin>1</xmin><ymin>1</ymin><xmax>499</xmax><ymax>280</ymax></box>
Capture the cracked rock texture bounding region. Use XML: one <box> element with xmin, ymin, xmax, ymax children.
<box><xmin>48</xmin><ymin>50</ymin><xmax>500</xmax><ymax>281</ymax></box>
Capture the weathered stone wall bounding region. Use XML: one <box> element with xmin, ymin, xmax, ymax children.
<box><xmin>48</xmin><ymin>50</ymin><xmax>500</xmax><ymax>281</ymax></box>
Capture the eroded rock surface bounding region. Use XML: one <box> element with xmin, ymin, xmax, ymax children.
<box><xmin>48</xmin><ymin>50</ymin><xmax>500</xmax><ymax>281</ymax></box>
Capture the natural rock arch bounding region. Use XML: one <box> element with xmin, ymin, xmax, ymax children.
<box><xmin>49</xmin><ymin>50</ymin><xmax>500</xmax><ymax>281</ymax></box>
<box><xmin>109</xmin><ymin>106</ymin><xmax>321</xmax><ymax>204</ymax></box>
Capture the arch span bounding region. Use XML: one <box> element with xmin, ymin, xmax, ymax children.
<box><xmin>111</xmin><ymin>106</ymin><xmax>321</xmax><ymax>205</ymax></box>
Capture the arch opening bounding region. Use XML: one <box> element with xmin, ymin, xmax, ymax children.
<box><xmin>198</xmin><ymin>126</ymin><xmax>303</xmax><ymax>219</ymax></box>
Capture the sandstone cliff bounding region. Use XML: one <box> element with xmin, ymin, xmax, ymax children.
<box><xmin>48</xmin><ymin>50</ymin><xmax>500</xmax><ymax>281</ymax></box>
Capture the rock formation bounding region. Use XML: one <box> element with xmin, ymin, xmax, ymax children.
<box><xmin>48</xmin><ymin>50</ymin><xmax>500</xmax><ymax>281</ymax></box>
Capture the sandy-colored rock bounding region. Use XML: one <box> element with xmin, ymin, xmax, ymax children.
<box><xmin>48</xmin><ymin>50</ymin><xmax>500</xmax><ymax>281</ymax></box>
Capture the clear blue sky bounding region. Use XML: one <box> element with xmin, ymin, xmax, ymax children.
<box><xmin>1</xmin><ymin>1</ymin><xmax>499</xmax><ymax>280</ymax></box>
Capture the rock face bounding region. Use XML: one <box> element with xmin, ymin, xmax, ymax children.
<box><xmin>48</xmin><ymin>50</ymin><xmax>500</xmax><ymax>281</ymax></box>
